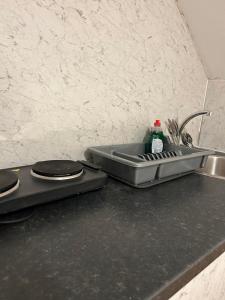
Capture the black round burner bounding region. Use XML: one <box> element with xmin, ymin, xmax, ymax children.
<box><xmin>31</xmin><ymin>160</ymin><xmax>83</xmax><ymax>180</ymax></box>
<box><xmin>0</xmin><ymin>170</ymin><xmax>19</xmax><ymax>195</ymax></box>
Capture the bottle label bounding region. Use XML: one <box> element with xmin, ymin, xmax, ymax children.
<box><xmin>152</xmin><ymin>138</ymin><xmax>163</xmax><ymax>154</ymax></box>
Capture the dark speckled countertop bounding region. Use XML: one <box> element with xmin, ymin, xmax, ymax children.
<box><xmin>1</xmin><ymin>173</ymin><xmax>225</xmax><ymax>300</ymax></box>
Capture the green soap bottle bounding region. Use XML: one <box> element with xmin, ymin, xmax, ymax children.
<box><xmin>144</xmin><ymin>120</ymin><xmax>165</xmax><ymax>154</ymax></box>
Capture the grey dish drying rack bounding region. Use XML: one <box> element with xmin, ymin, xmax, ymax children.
<box><xmin>85</xmin><ymin>143</ymin><xmax>214</xmax><ymax>188</ymax></box>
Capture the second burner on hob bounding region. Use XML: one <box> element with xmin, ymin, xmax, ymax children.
<box><xmin>31</xmin><ymin>160</ymin><xmax>84</xmax><ymax>181</ymax></box>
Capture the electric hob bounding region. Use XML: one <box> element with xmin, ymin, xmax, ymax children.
<box><xmin>0</xmin><ymin>160</ymin><xmax>107</xmax><ymax>221</ymax></box>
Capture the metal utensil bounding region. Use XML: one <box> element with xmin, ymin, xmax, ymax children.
<box><xmin>181</xmin><ymin>132</ymin><xmax>193</xmax><ymax>147</ymax></box>
<box><xmin>166</xmin><ymin>118</ymin><xmax>180</xmax><ymax>145</ymax></box>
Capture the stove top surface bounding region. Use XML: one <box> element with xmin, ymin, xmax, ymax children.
<box><xmin>0</xmin><ymin>161</ymin><xmax>107</xmax><ymax>215</ymax></box>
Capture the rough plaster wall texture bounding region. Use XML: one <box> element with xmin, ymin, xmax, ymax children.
<box><xmin>200</xmin><ymin>80</ymin><xmax>225</xmax><ymax>151</ymax></box>
<box><xmin>0</xmin><ymin>0</ymin><xmax>207</xmax><ymax>168</ymax></box>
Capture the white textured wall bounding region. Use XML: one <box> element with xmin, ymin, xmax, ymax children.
<box><xmin>0</xmin><ymin>0</ymin><xmax>207</xmax><ymax>168</ymax></box>
<box><xmin>170</xmin><ymin>251</ymin><xmax>225</xmax><ymax>300</ymax></box>
<box><xmin>178</xmin><ymin>0</ymin><xmax>225</xmax><ymax>80</ymax></box>
<box><xmin>200</xmin><ymin>80</ymin><xmax>225</xmax><ymax>151</ymax></box>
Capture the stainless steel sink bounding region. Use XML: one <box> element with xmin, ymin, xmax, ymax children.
<box><xmin>198</xmin><ymin>155</ymin><xmax>225</xmax><ymax>179</ymax></box>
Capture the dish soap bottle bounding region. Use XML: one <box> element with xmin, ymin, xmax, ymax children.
<box><xmin>145</xmin><ymin>120</ymin><xmax>165</xmax><ymax>154</ymax></box>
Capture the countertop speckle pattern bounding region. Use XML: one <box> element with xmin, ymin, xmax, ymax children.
<box><xmin>1</xmin><ymin>174</ymin><xmax>225</xmax><ymax>300</ymax></box>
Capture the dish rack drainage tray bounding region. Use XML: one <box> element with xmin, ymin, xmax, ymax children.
<box><xmin>85</xmin><ymin>143</ymin><xmax>214</xmax><ymax>188</ymax></box>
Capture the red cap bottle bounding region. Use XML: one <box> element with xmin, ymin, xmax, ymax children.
<box><xmin>154</xmin><ymin>120</ymin><xmax>161</xmax><ymax>127</ymax></box>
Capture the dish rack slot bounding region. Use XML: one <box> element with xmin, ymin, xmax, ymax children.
<box><xmin>137</xmin><ymin>150</ymin><xmax>181</xmax><ymax>161</ymax></box>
